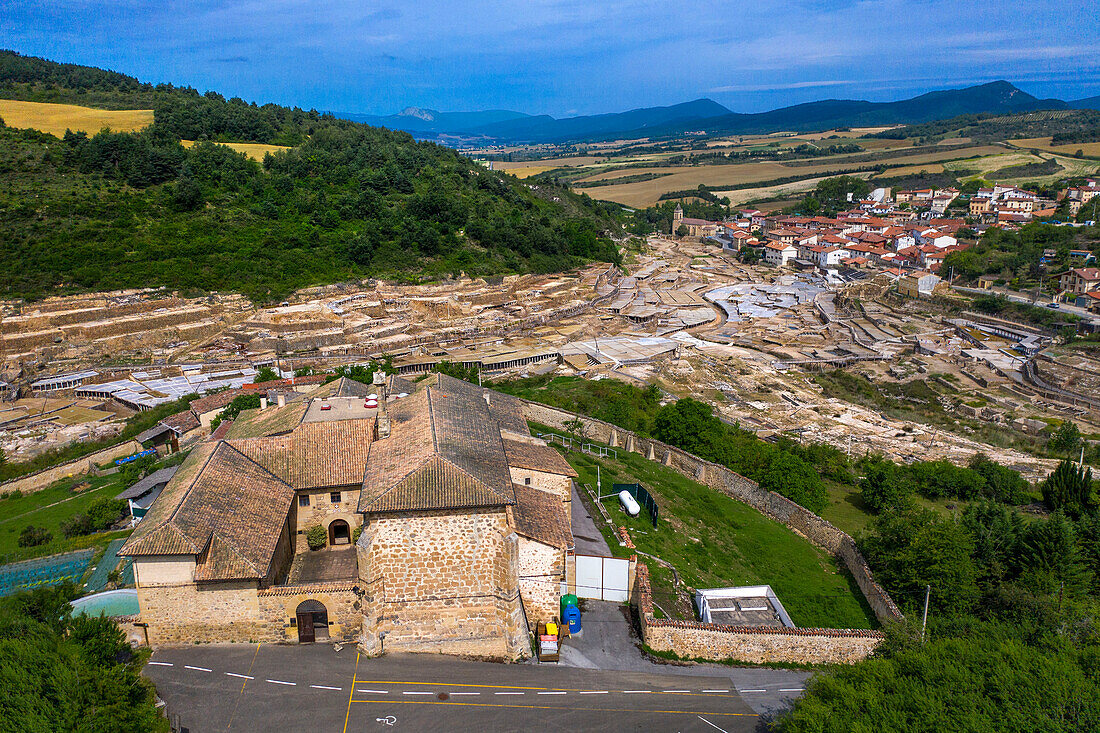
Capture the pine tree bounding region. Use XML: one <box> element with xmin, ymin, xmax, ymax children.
<box><xmin>1041</xmin><ymin>459</ymin><xmax>1095</xmax><ymax>518</ymax></box>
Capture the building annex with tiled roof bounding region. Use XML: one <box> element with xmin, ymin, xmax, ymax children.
<box><xmin>119</xmin><ymin>373</ymin><xmax>573</xmax><ymax>659</ymax></box>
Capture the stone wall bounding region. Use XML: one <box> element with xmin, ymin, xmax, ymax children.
<box><xmin>0</xmin><ymin>439</ymin><xmax>144</xmax><ymax>496</ymax></box>
<box><xmin>634</xmin><ymin>564</ymin><xmax>882</xmax><ymax>665</ymax></box>
<box><xmin>521</xmin><ymin>400</ymin><xmax>903</xmax><ymax>626</ymax></box>
<box><xmin>508</xmin><ymin>467</ymin><xmax>572</xmax><ymax>503</ymax></box>
<box><xmin>257</xmin><ymin>583</ymin><xmax>361</xmax><ymax>643</ymax></box>
<box><xmin>356</xmin><ymin>508</ymin><xmax>527</xmax><ymax>660</ymax></box>
<box><xmin>136</xmin><ymin>581</ymin><xmax>269</xmax><ymax>645</ymax></box>
<box><xmin>295</xmin><ymin>488</ymin><xmax>364</xmax><ymax>546</ymax></box>
<box><xmin>517</xmin><ymin>537</ymin><xmax>565</xmax><ymax>627</ymax></box>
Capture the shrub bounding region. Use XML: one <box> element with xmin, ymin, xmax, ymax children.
<box><xmin>61</xmin><ymin>513</ymin><xmax>93</xmax><ymax>538</ymax></box>
<box><xmin>86</xmin><ymin>497</ymin><xmax>126</xmax><ymax>531</ymax></box>
<box><xmin>18</xmin><ymin>525</ymin><xmax>52</xmax><ymax>547</ymax></box>
<box><xmin>306</xmin><ymin>525</ymin><xmax>326</xmax><ymax>551</ymax></box>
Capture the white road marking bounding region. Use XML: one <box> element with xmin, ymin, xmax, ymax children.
<box><xmin>662</xmin><ymin>690</ymin><xmax>690</xmax><ymax>693</ymax></box>
<box><xmin>623</xmin><ymin>690</ymin><xmax>650</xmax><ymax>694</ymax></box>
<box><xmin>184</xmin><ymin>665</ymin><xmax>212</xmax><ymax>672</ymax></box>
<box><xmin>357</xmin><ymin>689</ymin><xmax>390</xmax><ymax>694</ymax></box>
<box><xmin>739</xmin><ymin>689</ymin><xmax>766</xmax><ymax>693</ymax></box>
<box><xmin>697</xmin><ymin>715</ymin><xmax>732</xmax><ymax>733</ymax></box>
<box><xmin>310</xmin><ymin>685</ymin><xmax>341</xmax><ymax>691</ymax></box>
<box><xmin>494</xmin><ymin>692</ymin><xmax>524</xmax><ymax>696</ymax></box>
<box><xmin>537</xmin><ymin>691</ymin><xmax>566</xmax><ymax>695</ymax></box>
<box><xmin>225</xmin><ymin>673</ymin><xmax>254</xmax><ymax>680</ymax></box>
<box><xmin>702</xmin><ymin>689</ymin><xmax>729</xmax><ymax>693</ymax></box>
<box><xmin>266</xmin><ymin>679</ymin><xmax>296</xmax><ymax>686</ymax></box>
<box><xmin>779</xmin><ymin>688</ymin><xmax>805</xmax><ymax>693</ymax></box>
<box><xmin>448</xmin><ymin>692</ymin><xmax>480</xmax><ymax>696</ymax></box>
<box><xmin>147</xmin><ymin>661</ymin><xmax>173</xmax><ymax>667</ymax></box>
<box><xmin>578</xmin><ymin>691</ymin><xmax>608</xmax><ymax>695</ymax></box>
<box><xmin>402</xmin><ymin>692</ymin><xmax>434</xmax><ymax>696</ymax></box>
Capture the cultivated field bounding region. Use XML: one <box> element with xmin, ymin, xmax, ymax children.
<box><xmin>577</xmin><ymin>144</ymin><xmax>1006</xmax><ymax>206</ymax></box>
<box><xmin>180</xmin><ymin>140</ymin><xmax>292</xmax><ymax>161</ymax></box>
<box><xmin>717</xmin><ymin>172</ymin><xmax>875</xmax><ymax>206</ymax></box>
<box><xmin>1013</xmin><ymin>137</ymin><xmax>1100</xmax><ymax>158</ymax></box>
<box><xmin>0</xmin><ymin>99</ymin><xmax>153</xmax><ymax>137</ymax></box>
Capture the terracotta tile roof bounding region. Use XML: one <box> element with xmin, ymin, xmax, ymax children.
<box><xmin>230</xmin><ymin>418</ymin><xmax>375</xmax><ymax>490</ymax></box>
<box><xmin>359</xmin><ymin>377</ymin><xmax>516</xmax><ymax>513</ymax></box>
<box><xmin>189</xmin><ymin>388</ymin><xmax>245</xmax><ymax>416</ymax></box>
<box><xmin>120</xmin><ymin>442</ymin><xmax>295</xmax><ymax>582</ymax></box>
<box><xmin>161</xmin><ymin>410</ymin><xmax>200</xmax><ymax>434</ymax></box>
<box><xmin>512</xmin><ymin>484</ymin><xmax>572</xmax><ymax>549</ymax></box>
<box><xmin>224</xmin><ymin>400</ymin><xmax>308</xmax><ymax>439</ymax></box>
<box><xmin>209</xmin><ymin>420</ymin><xmax>233</xmax><ymax>441</ymax></box>
<box><xmin>503</xmin><ymin>439</ymin><xmax>577</xmax><ymax>477</ymax></box>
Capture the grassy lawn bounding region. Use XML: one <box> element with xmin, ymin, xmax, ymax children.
<box><xmin>0</xmin><ymin>472</ymin><xmax>132</xmax><ymax>564</ymax></box>
<box><xmin>563</xmin><ymin>447</ymin><xmax>878</xmax><ymax>630</ymax></box>
<box><xmin>820</xmin><ymin>479</ymin><xmax>876</xmax><ymax>536</ymax></box>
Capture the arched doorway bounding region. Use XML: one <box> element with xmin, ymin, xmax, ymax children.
<box><xmin>296</xmin><ymin>600</ymin><xmax>329</xmax><ymax>643</ymax></box>
<box><xmin>329</xmin><ymin>520</ymin><xmax>350</xmax><ymax>546</ymax></box>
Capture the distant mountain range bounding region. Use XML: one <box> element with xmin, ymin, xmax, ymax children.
<box><xmin>341</xmin><ymin>81</ymin><xmax>1099</xmax><ymax>145</ymax></box>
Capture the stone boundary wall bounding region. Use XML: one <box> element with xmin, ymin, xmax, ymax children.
<box><xmin>0</xmin><ymin>439</ymin><xmax>143</xmax><ymax>496</ymax></box>
<box><xmin>1023</xmin><ymin>359</ymin><xmax>1100</xmax><ymax>411</ymax></box>
<box><xmin>521</xmin><ymin>400</ymin><xmax>903</xmax><ymax>626</ymax></box>
<box><xmin>634</xmin><ymin>564</ymin><xmax>882</xmax><ymax>665</ymax></box>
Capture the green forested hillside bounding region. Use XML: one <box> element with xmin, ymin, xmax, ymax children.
<box><xmin>0</xmin><ymin>51</ymin><xmax>622</xmax><ymax>302</ymax></box>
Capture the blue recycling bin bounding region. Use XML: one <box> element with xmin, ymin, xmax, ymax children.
<box><xmin>563</xmin><ymin>603</ymin><xmax>582</xmax><ymax>634</ymax></box>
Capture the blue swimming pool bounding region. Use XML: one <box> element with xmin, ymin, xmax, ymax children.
<box><xmin>71</xmin><ymin>589</ymin><xmax>139</xmax><ymax>618</ymax></box>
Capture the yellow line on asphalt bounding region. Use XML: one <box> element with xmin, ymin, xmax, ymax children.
<box><xmin>352</xmin><ymin>679</ymin><xmax>738</xmax><ymax>697</ymax></box>
<box><xmin>349</xmin><ymin>698</ymin><xmax>757</xmax><ymax>717</ymax></box>
<box><xmin>342</xmin><ymin>651</ymin><xmax>360</xmax><ymax>733</ymax></box>
<box><xmin>353</xmin><ymin>679</ymin><xmax>564</xmax><ymax>691</ymax></box>
<box><xmin>226</xmin><ymin>642</ymin><xmax>262</xmax><ymax>731</ymax></box>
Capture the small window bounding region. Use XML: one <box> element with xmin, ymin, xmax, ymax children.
<box><xmin>298</xmin><ymin>495</ymin><xmax>310</xmax><ymax>507</ymax></box>
<box><xmin>524</xmin><ymin>477</ymin><xmax>531</xmax><ymax>486</ymax></box>
<box><xmin>330</xmin><ymin>492</ymin><xmax>341</xmax><ymax>503</ymax></box>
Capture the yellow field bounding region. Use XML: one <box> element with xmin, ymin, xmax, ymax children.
<box><xmin>1013</xmin><ymin>138</ymin><xmax>1100</xmax><ymax>158</ymax></box>
<box><xmin>180</xmin><ymin>140</ymin><xmax>291</xmax><ymax>161</ymax></box>
<box><xmin>497</xmin><ymin>164</ymin><xmax>561</xmax><ymax>178</ymax></box>
<box><xmin>0</xmin><ymin>99</ymin><xmax>153</xmax><ymax>137</ymax></box>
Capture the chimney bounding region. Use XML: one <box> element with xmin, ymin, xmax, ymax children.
<box><xmin>375</xmin><ymin>412</ymin><xmax>391</xmax><ymax>440</ymax></box>
<box><xmin>277</xmin><ymin>393</ymin><xmax>286</xmax><ymax>408</ymax></box>
<box><xmin>259</xmin><ymin>397</ymin><xmax>268</xmax><ymax>411</ymax></box>
<box><xmin>372</xmin><ymin>370</ymin><xmax>387</xmax><ymax>402</ymax></box>
<box><xmin>483</xmin><ymin>391</ymin><xmax>491</xmax><ymax>409</ymax></box>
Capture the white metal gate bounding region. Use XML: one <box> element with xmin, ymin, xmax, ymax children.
<box><xmin>574</xmin><ymin>554</ymin><xmax>630</xmax><ymax>602</ymax></box>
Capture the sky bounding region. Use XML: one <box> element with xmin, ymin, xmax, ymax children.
<box><xmin>1</xmin><ymin>0</ymin><xmax>1097</xmax><ymax>118</ymax></box>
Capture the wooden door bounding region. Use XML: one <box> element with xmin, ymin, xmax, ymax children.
<box><xmin>297</xmin><ymin>612</ymin><xmax>315</xmax><ymax>643</ymax></box>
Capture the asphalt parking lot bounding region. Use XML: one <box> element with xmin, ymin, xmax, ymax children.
<box><xmin>146</xmin><ymin>644</ymin><xmax>769</xmax><ymax>732</ymax></box>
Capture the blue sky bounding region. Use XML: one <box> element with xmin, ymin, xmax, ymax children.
<box><xmin>1</xmin><ymin>0</ymin><xmax>1097</xmax><ymax>117</ymax></box>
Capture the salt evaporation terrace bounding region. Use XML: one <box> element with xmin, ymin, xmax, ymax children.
<box><xmin>705</xmin><ymin>276</ymin><xmax>825</xmax><ymax>321</ymax></box>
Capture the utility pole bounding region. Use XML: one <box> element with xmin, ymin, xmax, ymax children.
<box><xmin>921</xmin><ymin>584</ymin><xmax>931</xmax><ymax>644</ymax></box>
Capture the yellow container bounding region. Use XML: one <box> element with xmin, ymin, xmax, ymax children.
<box><xmin>546</xmin><ymin>622</ymin><xmax>558</xmax><ymax>636</ymax></box>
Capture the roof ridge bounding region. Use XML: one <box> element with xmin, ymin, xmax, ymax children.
<box><xmin>218</xmin><ymin>440</ymin><xmax>293</xmax><ymax>490</ymax></box>
<box><xmin>206</xmin><ymin>531</ymin><xmax>261</xmax><ymax>575</ymax></box>
<box><xmin>426</xmin><ymin>385</ymin><xmax>438</xmax><ymax>453</ymax></box>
